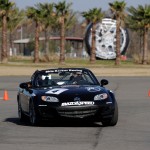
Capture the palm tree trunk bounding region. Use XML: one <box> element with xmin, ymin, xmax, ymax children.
<box><xmin>115</xmin><ymin>17</ymin><xmax>121</xmax><ymax>65</ymax></box>
<box><xmin>44</xmin><ymin>29</ymin><xmax>50</xmax><ymax>61</ymax></box>
<box><xmin>45</xmin><ymin>29</ymin><xmax>49</xmax><ymax>55</ymax></box>
<box><xmin>142</xmin><ymin>27</ymin><xmax>148</xmax><ymax>65</ymax></box>
<box><xmin>34</xmin><ymin>22</ymin><xmax>39</xmax><ymax>63</ymax></box>
<box><xmin>1</xmin><ymin>15</ymin><xmax>8</xmax><ymax>63</ymax></box>
<box><xmin>59</xmin><ymin>16</ymin><xmax>65</xmax><ymax>64</ymax></box>
<box><xmin>90</xmin><ymin>23</ymin><xmax>96</xmax><ymax>63</ymax></box>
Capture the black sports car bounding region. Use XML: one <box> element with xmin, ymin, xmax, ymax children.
<box><xmin>17</xmin><ymin>68</ymin><xmax>118</xmax><ymax>126</ymax></box>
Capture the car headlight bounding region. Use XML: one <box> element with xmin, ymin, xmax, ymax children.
<box><xmin>41</xmin><ymin>96</ymin><xmax>59</xmax><ymax>102</ymax></box>
<box><xmin>94</xmin><ymin>93</ymin><xmax>108</xmax><ymax>100</ymax></box>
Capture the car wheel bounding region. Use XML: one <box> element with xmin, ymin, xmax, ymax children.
<box><xmin>29</xmin><ymin>101</ymin><xmax>40</xmax><ymax>126</ymax></box>
<box><xmin>102</xmin><ymin>101</ymin><xmax>118</xmax><ymax>126</ymax></box>
<box><xmin>18</xmin><ymin>100</ymin><xmax>27</xmax><ymax>122</ymax></box>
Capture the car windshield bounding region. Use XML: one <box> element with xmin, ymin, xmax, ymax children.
<box><xmin>33</xmin><ymin>69</ymin><xmax>99</xmax><ymax>87</ymax></box>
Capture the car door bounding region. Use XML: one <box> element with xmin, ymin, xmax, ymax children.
<box><xmin>19</xmin><ymin>88</ymin><xmax>31</xmax><ymax>113</ymax></box>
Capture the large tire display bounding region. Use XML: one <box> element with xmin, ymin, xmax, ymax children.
<box><xmin>85</xmin><ymin>18</ymin><xmax>129</xmax><ymax>59</ymax></box>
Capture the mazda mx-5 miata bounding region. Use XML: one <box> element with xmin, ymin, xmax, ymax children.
<box><xmin>17</xmin><ymin>68</ymin><xmax>118</xmax><ymax>126</ymax></box>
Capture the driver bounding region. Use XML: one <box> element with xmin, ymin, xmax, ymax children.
<box><xmin>70</xmin><ymin>72</ymin><xmax>83</xmax><ymax>84</ymax></box>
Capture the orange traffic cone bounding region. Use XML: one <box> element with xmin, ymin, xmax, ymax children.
<box><xmin>3</xmin><ymin>90</ymin><xmax>9</xmax><ymax>101</ymax></box>
<box><xmin>148</xmin><ymin>90</ymin><xmax>150</xmax><ymax>97</ymax></box>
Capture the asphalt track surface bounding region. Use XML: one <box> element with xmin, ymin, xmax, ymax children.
<box><xmin>0</xmin><ymin>76</ymin><xmax>150</xmax><ymax>150</ymax></box>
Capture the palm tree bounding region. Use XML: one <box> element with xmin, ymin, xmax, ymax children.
<box><xmin>7</xmin><ymin>7</ymin><xmax>25</xmax><ymax>56</ymax></box>
<box><xmin>0</xmin><ymin>0</ymin><xmax>15</xmax><ymax>63</ymax></box>
<box><xmin>127</xmin><ymin>5</ymin><xmax>150</xmax><ymax>65</ymax></box>
<box><xmin>82</xmin><ymin>8</ymin><xmax>104</xmax><ymax>63</ymax></box>
<box><xmin>26</xmin><ymin>5</ymin><xmax>42</xmax><ymax>63</ymax></box>
<box><xmin>109</xmin><ymin>1</ymin><xmax>126</xmax><ymax>65</ymax></box>
<box><xmin>54</xmin><ymin>1</ymin><xmax>72</xmax><ymax>64</ymax></box>
<box><xmin>37</xmin><ymin>3</ymin><xmax>56</xmax><ymax>59</ymax></box>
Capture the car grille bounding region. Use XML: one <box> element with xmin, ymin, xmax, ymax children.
<box><xmin>57</xmin><ymin>106</ymin><xmax>98</xmax><ymax>118</ymax></box>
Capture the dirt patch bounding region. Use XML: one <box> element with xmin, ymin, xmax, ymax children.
<box><xmin>0</xmin><ymin>65</ymin><xmax>150</xmax><ymax>76</ymax></box>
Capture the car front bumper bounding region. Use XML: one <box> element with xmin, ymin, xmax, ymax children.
<box><xmin>37</xmin><ymin>104</ymin><xmax>114</xmax><ymax>121</ymax></box>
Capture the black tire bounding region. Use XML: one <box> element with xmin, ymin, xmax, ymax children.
<box><xmin>18</xmin><ymin>99</ymin><xmax>27</xmax><ymax>122</ymax></box>
<box><xmin>102</xmin><ymin>101</ymin><xmax>118</xmax><ymax>126</ymax></box>
<box><xmin>29</xmin><ymin>100</ymin><xmax>41</xmax><ymax>126</ymax></box>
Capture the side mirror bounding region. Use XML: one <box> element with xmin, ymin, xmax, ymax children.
<box><xmin>19</xmin><ymin>83</ymin><xmax>28</xmax><ymax>89</ymax></box>
<box><xmin>100</xmin><ymin>79</ymin><xmax>109</xmax><ymax>87</ymax></box>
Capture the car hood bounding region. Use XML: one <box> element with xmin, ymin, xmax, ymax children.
<box><xmin>34</xmin><ymin>85</ymin><xmax>109</xmax><ymax>102</ymax></box>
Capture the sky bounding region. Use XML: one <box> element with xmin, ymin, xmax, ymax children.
<box><xmin>13</xmin><ymin>0</ymin><xmax>150</xmax><ymax>12</ymax></box>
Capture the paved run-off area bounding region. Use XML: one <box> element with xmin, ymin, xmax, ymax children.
<box><xmin>0</xmin><ymin>76</ymin><xmax>150</xmax><ymax>150</ymax></box>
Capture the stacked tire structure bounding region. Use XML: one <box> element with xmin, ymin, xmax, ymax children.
<box><xmin>85</xmin><ymin>18</ymin><xmax>129</xmax><ymax>60</ymax></box>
